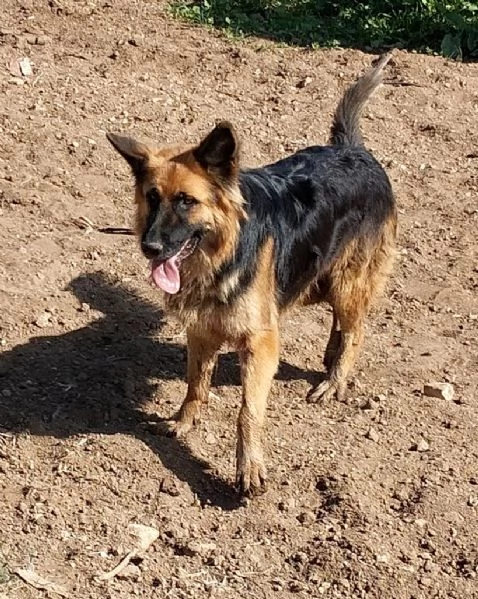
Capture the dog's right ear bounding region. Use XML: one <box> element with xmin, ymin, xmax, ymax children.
<box><xmin>106</xmin><ymin>132</ymin><xmax>149</xmax><ymax>179</ymax></box>
<box><xmin>193</xmin><ymin>121</ymin><xmax>239</xmax><ymax>182</ymax></box>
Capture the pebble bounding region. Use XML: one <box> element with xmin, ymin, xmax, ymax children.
<box><xmin>271</xmin><ymin>578</ymin><xmax>284</xmax><ymax>591</ymax></box>
<box><xmin>205</xmin><ymin>432</ymin><xmax>216</xmax><ymax>445</ymax></box>
<box><xmin>296</xmin><ymin>76</ymin><xmax>312</xmax><ymax>89</ymax></box>
<box><xmin>366</xmin><ymin>427</ymin><xmax>380</xmax><ymax>442</ymax></box>
<box><xmin>297</xmin><ymin>510</ymin><xmax>315</xmax><ymax>525</ymax></box>
<box><xmin>289</xmin><ymin>580</ymin><xmax>307</xmax><ymax>592</ymax></box>
<box><xmin>415</xmin><ymin>518</ymin><xmax>427</xmax><ymax>527</ymax></box>
<box><xmin>278</xmin><ymin>497</ymin><xmax>296</xmax><ymax>512</ymax></box>
<box><xmin>159</xmin><ymin>476</ymin><xmax>180</xmax><ymax>497</ymax></box>
<box><xmin>419</xmin><ymin>576</ymin><xmax>433</xmax><ymax>587</ymax></box>
<box><xmin>362</xmin><ymin>397</ymin><xmax>378</xmax><ymax>410</ymax></box>
<box><xmin>411</xmin><ymin>437</ymin><xmax>430</xmax><ymax>452</ymax></box>
<box><xmin>423</xmin><ymin>382</ymin><xmax>454</xmax><ymax>401</ymax></box>
<box><xmin>19</xmin><ymin>57</ymin><xmax>33</xmax><ymax>77</ymax></box>
<box><xmin>34</xmin><ymin>312</ymin><xmax>51</xmax><ymax>328</ymax></box>
<box><xmin>117</xmin><ymin>563</ymin><xmax>141</xmax><ymax>581</ymax></box>
<box><xmin>186</xmin><ymin>541</ymin><xmax>216</xmax><ymax>556</ymax></box>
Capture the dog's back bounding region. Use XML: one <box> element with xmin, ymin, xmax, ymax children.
<box><xmin>231</xmin><ymin>54</ymin><xmax>396</xmax><ymax>309</ymax></box>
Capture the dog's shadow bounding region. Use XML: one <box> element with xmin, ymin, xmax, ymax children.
<box><xmin>0</xmin><ymin>272</ymin><xmax>315</xmax><ymax>510</ymax></box>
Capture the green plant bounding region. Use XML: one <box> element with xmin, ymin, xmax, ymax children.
<box><xmin>168</xmin><ymin>0</ymin><xmax>478</xmax><ymax>58</ymax></box>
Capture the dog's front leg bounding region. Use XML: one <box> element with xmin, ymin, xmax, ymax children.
<box><xmin>236</xmin><ymin>328</ymin><xmax>279</xmax><ymax>496</ymax></box>
<box><xmin>169</xmin><ymin>328</ymin><xmax>221</xmax><ymax>437</ymax></box>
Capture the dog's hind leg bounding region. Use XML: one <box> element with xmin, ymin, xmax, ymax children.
<box><xmin>169</xmin><ymin>328</ymin><xmax>222</xmax><ymax>437</ymax></box>
<box><xmin>308</xmin><ymin>309</ymin><xmax>365</xmax><ymax>402</ymax></box>
<box><xmin>323</xmin><ymin>309</ymin><xmax>341</xmax><ymax>372</ymax></box>
<box><xmin>308</xmin><ymin>218</ymin><xmax>396</xmax><ymax>403</ymax></box>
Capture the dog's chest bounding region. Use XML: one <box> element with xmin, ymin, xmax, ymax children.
<box><xmin>165</xmin><ymin>283</ymin><xmax>275</xmax><ymax>343</ymax></box>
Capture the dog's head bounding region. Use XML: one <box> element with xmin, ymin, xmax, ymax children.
<box><xmin>107</xmin><ymin>122</ymin><xmax>244</xmax><ymax>294</ymax></box>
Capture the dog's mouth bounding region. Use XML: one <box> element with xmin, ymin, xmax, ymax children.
<box><xmin>150</xmin><ymin>235</ymin><xmax>200</xmax><ymax>294</ymax></box>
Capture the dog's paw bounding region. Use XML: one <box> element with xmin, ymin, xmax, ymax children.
<box><xmin>150</xmin><ymin>418</ymin><xmax>194</xmax><ymax>438</ymax></box>
<box><xmin>166</xmin><ymin>419</ymin><xmax>195</xmax><ymax>438</ymax></box>
<box><xmin>236</xmin><ymin>457</ymin><xmax>267</xmax><ymax>498</ymax></box>
<box><xmin>307</xmin><ymin>379</ymin><xmax>345</xmax><ymax>403</ymax></box>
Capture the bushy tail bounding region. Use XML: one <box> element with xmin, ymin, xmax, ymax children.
<box><xmin>330</xmin><ymin>53</ymin><xmax>391</xmax><ymax>147</ymax></box>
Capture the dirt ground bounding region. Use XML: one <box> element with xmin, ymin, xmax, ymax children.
<box><xmin>1</xmin><ymin>1</ymin><xmax>477</xmax><ymax>598</ymax></box>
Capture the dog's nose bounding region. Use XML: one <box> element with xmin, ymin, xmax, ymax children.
<box><xmin>141</xmin><ymin>240</ymin><xmax>163</xmax><ymax>258</ymax></box>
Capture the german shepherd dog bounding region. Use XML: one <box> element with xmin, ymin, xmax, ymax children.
<box><xmin>107</xmin><ymin>54</ymin><xmax>397</xmax><ymax>496</ymax></box>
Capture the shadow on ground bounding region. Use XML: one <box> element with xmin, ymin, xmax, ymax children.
<box><xmin>0</xmin><ymin>272</ymin><xmax>317</xmax><ymax>510</ymax></box>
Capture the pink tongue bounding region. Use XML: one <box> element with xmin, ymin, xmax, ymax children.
<box><xmin>151</xmin><ymin>256</ymin><xmax>181</xmax><ymax>294</ymax></box>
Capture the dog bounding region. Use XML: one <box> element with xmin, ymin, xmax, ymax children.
<box><xmin>106</xmin><ymin>54</ymin><xmax>397</xmax><ymax>496</ymax></box>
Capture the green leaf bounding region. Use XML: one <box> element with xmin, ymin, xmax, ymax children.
<box><xmin>467</xmin><ymin>28</ymin><xmax>478</xmax><ymax>52</ymax></box>
<box><xmin>441</xmin><ymin>32</ymin><xmax>463</xmax><ymax>59</ymax></box>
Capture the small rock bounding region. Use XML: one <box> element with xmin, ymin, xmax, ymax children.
<box><xmin>289</xmin><ymin>580</ymin><xmax>306</xmax><ymax>592</ymax></box>
<box><xmin>366</xmin><ymin>427</ymin><xmax>380</xmax><ymax>442</ymax></box>
<box><xmin>34</xmin><ymin>312</ymin><xmax>51</xmax><ymax>328</ymax></box>
<box><xmin>411</xmin><ymin>437</ymin><xmax>429</xmax><ymax>452</ymax></box>
<box><xmin>297</xmin><ymin>510</ymin><xmax>315</xmax><ymax>525</ymax></box>
<box><xmin>415</xmin><ymin>518</ymin><xmax>427</xmax><ymax>527</ymax></box>
<box><xmin>35</xmin><ymin>35</ymin><xmax>50</xmax><ymax>45</ymax></box>
<box><xmin>376</xmin><ymin>553</ymin><xmax>390</xmax><ymax>563</ymax></box>
<box><xmin>467</xmin><ymin>495</ymin><xmax>478</xmax><ymax>507</ymax></box>
<box><xmin>186</xmin><ymin>541</ymin><xmax>216</xmax><ymax>556</ymax></box>
<box><xmin>423</xmin><ymin>382</ymin><xmax>454</xmax><ymax>401</ymax></box>
<box><xmin>128</xmin><ymin>524</ymin><xmax>159</xmax><ymax>551</ymax></box>
<box><xmin>362</xmin><ymin>397</ymin><xmax>378</xmax><ymax>410</ymax></box>
<box><xmin>291</xmin><ymin>551</ymin><xmax>308</xmax><ymax>564</ymax></box>
<box><xmin>159</xmin><ymin>476</ymin><xmax>180</xmax><ymax>497</ymax></box>
<box><xmin>296</xmin><ymin>76</ymin><xmax>312</xmax><ymax>89</ymax></box>
<box><xmin>271</xmin><ymin>577</ymin><xmax>284</xmax><ymax>591</ymax></box>
<box><xmin>205</xmin><ymin>432</ymin><xmax>216</xmax><ymax>445</ymax></box>
<box><xmin>117</xmin><ymin>563</ymin><xmax>141</xmax><ymax>581</ymax></box>
<box><xmin>278</xmin><ymin>497</ymin><xmax>296</xmax><ymax>512</ymax></box>
<box><xmin>19</xmin><ymin>57</ymin><xmax>33</xmax><ymax>77</ymax></box>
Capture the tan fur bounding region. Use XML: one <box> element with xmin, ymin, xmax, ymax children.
<box><xmin>168</xmin><ymin>239</ymin><xmax>280</xmax><ymax>492</ymax></box>
<box><xmin>307</xmin><ymin>211</ymin><xmax>397</xmax><ymax>402</ymax></box>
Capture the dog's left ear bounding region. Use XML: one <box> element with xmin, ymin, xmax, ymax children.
<box><xmin>106</xmin><ymin>132</ymin><xmax>150</xmax><ymax>179</ymax></box>
<box><xmin>193</xmin><ymin>121</ymin><xmax>239</xmax><ymax>181</ymax></box>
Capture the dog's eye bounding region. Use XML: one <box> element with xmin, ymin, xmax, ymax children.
<box><xmin>146</xmin><ymin>188</ymin><xmax>161</xmax><ymax>209</ymax></box>
<box><xmin>176</xmin><ymin>193</ymin><xmax>198</xmax><ymax>208</ymax></box>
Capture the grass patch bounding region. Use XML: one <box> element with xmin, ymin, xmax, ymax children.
<box><xmin>169</xmin><ymin>0</ymin><xmax>478</xmax><ymax>58</ymax></box>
